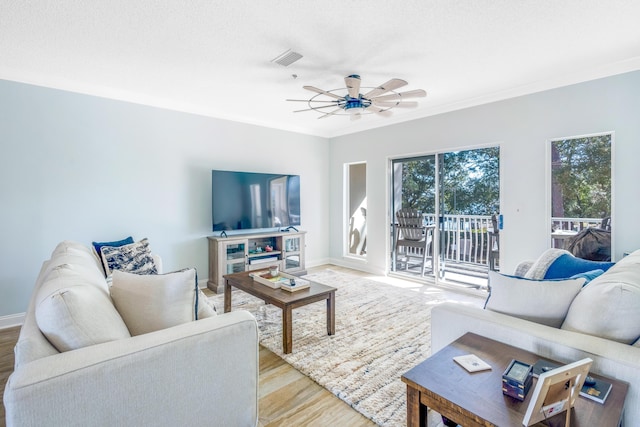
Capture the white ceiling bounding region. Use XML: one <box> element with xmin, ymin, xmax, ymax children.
<box><xmin>1</xmin><ymin>1</ymin><xmax>640</xmax><ymax>138</ymax></box>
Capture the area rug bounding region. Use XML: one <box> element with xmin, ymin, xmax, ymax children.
<box><xmin>209</xmin><ymin>269</ymin><xmax>447</xmax><ymax>427</ymax></box>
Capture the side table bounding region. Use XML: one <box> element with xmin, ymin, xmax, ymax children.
<box><xmin>402</xmin><ymin>332</ymin><xmax>628</xmax><ymax>427</ymax></box>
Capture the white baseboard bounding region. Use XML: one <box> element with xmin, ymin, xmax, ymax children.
<box><xmin>0</xmin><ymin>312</ymin><xmax>25</xmax><ymax>329</ymax></box>
<box><xmin>326</xmin><ymin>257</ymin><xmax>386</xmax><ymax>276</ymax></box>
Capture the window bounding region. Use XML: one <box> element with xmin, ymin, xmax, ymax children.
<box><xmin>550</xmin><ymin>133</ymin><xmax>612</xmax><ymax>260</ymax></box>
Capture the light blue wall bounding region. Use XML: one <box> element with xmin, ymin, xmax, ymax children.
<box><xmin>328</xmin><ymin>71</ymin><xmax>640</xmax><ymax>275</ymax></box>
<box><xmin>3</xmin><ymin>71</ymin><xmax>639</xmax><ymax>317</ymax></box>
<box><xmin>0</xmin><ymin>80</ymin><xmax>330</xmax><ymax>317</ymax></box>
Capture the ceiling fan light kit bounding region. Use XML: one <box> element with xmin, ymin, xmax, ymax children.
<box><xmin>288</xmin><ymin>74</ymin><xmax>426</xmax><ymax>119</ymax></box>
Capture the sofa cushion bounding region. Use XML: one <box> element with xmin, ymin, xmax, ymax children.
<box><xmin>110</xmin><ymin>268</ymin><xmax>209</xmax><ymax>336</ymax></box>
<box><xmin>561</xmin><ymin>250</ymin><xmax>640</xmax><ymax>344</ymax></box>
<box><xmin>92</xmin><ymin>236</ymin><xmax>134</xmax><ymax>275</ymax></box>
<box><xmin>486</xmin><ymin>271</ymin><xmax>585</xmax><ymax>327</ymax></box>
<box><xmin>36</xmin><ymin>284</ymin><xmax>131</xmax><ymax>352</ymax></box>
<box><xmin>46</xmin><ymin>241</ymin><xmax>105</xmax><ymax>280</ymax></box>
<box><xmin>51</xmin><ymin>240</ymin><xmax>98</xmax><ymax>258</ymax></box>
<box><xmin>100</xmin><ymin>238</ymin><xmax>158</xmax><ymax>276</ymax></box>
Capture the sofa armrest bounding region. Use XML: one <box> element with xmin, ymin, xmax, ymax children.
<box><xmin>4</xmin><ymin>311</ymin><xmax>258</xmax><ymax>427</ymax></box>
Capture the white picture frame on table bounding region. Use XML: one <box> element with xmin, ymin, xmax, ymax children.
<box><xmin>523</xmin><ymin>358</ymin><xmax>593</xmax><ymax>426</ymax></box>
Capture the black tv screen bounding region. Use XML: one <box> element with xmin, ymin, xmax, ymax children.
<box><xmin>212</xmin><ymin>170</ymin><xmax>301</xmax><ymax>231</ymax></box>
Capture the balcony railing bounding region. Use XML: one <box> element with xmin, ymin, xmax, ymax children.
<box><xmin>392</xmin><ymin>214</ymin><xmax>607</xmax><ymax>281</ymax></box>
<box><xmin>551</xmin><ymin>217</ymin><xmax>605</xmax><ymax>249</ymax></box>
<box><xmin>392</xmin><ymin>214</ymin><xmax>497</xmax><ymax>270</ymax></box>
<box><xmin>551</xmin><ymin>217</ymin><xmax>603</xmax><ymax>231</ymax></box>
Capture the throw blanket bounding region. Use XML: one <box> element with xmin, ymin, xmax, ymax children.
<box><xmin>522</xmin><ymin>249</ymin><xmax>570</xmax><ymax>279</ymax></box>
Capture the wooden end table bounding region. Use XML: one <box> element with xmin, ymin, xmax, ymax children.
<box><xmin>401</xmin><ymin>332</ymin><xmax>628</xmax><ymax>427</ymax></box>
<box><xmin>223</xmin><ymin>270</ymin><xmax>336</xmax><ymax>354</ymax></box>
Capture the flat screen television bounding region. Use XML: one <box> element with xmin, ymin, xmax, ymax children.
<box><xmin>212</xmin><ymin>170</ymin><xmax>301</xmax><ymax>231</ymax></box>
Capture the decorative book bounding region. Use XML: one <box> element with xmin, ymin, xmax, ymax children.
<box><xmin>580</xmin><ymin>377</ymin><xmax>612</xmax><ymax>404</ymax></box>
<box><xmin>278</xmin><ymin>277</ymin><xmax>310</xmax><ymax>292</ymax></box>
<box><xmin>453</xmin><ymin>354</ymin><xmax>492</xmax><ymax>372</ymax></box>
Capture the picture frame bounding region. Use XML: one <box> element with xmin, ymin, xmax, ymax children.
<box><xmin>522</xmin><ymin>358</ymin><xmax>593</xmax><ymax>426</ymax></box>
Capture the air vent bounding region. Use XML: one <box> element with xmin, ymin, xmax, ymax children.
<box><xmin>271</xmin><ymin>49</ymin><xmax>303</xmax><ymax>67</ymax></box>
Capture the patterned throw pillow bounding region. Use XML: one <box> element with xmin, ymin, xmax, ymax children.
<box><xmin>100</xmin><ymin>238</ymin><xmax>158</xmax><ymax>276</ymax></box>
<box><xmin>92</xmin><ymin>236</ymin><xmax>134</xmax><ymax>276</ymax></box>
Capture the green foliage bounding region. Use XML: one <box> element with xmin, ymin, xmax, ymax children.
<box><xmin>443</xmin><ymin>147</ymin><xmax>500</xmax><ymax>215</ymax></box>
<box><xmin>399</xmin><ymin>157</ymin><xmax>435</xmax><ymax>212</ymax></box>
<box><xmin>397</xmin><ymin>147</ymin><xmax>500</xmax><ymax>215</ymax></box>
<box><xmin>551</xmin><ymin>135</ymin><xmax>611</xmax><ymax>218</ymax></box>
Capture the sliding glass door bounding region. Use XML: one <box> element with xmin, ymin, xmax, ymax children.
<box><xmin>391</xmin><ymin>155</ymin><xmax>437</xmax><ymax>276</ymax></box>
<box><xmin>391</xmin><ymin>147</ymin><xmax>500</xmax><ymax>289</ymax></box>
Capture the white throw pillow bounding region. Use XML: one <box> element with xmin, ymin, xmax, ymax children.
<box><xmin>36</xmin><ymin>284</ymin><xmax>131</xmax><ymax>352</ymax></box>
<box><xmin>561</xmin><ymin>254</ymin><xmax>640</xmax><ymax>344</ymax></box>
<box><xmin>110</xmin><ymin>268</ymin><xmax>205</xmax><ymax>336</ymax></box>
<box><xmin>485</xmin><ymin>271</ymin><xmax>585</xmax><ymax>328</ymax></box>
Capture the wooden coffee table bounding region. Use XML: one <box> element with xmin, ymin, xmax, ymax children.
<box><xmin>223</xmin><ymin>270</ymin><xmax>336</xmax><ymax>354</ymax></box>
<box><xmin>401</xmin><ymin>332</ymin><xmax>628</xmax><ymax>427</ymax></box>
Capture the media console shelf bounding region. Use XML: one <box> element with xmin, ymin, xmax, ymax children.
<box><xmin>207</xmin><ymin>230</ymin><xmax>306</xmax><ymax>293</ymax></box>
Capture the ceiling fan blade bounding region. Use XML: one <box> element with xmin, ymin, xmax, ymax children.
<box><xmin>371</xmin><ymin>100</ymin><xmax>419</xmax><ymax>108</ymax></box>
<box><xmin>303</xmin><ymin>86</ymin><xmax>344</xmax><ymax>100</ymax></box>
<box><xmin>345</xmin><ymin>75</ymin><xmax>361</xmax><ymax>98</ymax></box>
<box><xmin>286</xmin><ymin>99</ymin><xmax>337</xmax><ymax>103</ymax></box>
<box><xmin>350</xmin><ymin>113</ymin><xmax>362</xmax><ymax>121</ymax></box>
<box><xmin>372</xmin><ymin>89</ymin><xmax>427</xmax><ymax>102</ymax></box>
<box><xmin>367</xmin><ymin>106</ymin><xmax>393</xmax><ymax>117</ymax></box>
<box><xmin>293</xmin><ymin>104</ymin><xmax>342</xmax><ymax>113</ymax></box>
<box><xmin>318</xmin><ymin>108</ymin><xmax>344</xmax><ymax>119</ymax></box>
<box><xmin>363</xmin><ymin>79</ymin><xmax>408</xmax><ymax>99</ymax></box>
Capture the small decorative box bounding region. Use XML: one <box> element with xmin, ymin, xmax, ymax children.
<box><xmin>502</xmin><ymin>359</ymin><xmax>533</xmax><ymax>401</ymax></box>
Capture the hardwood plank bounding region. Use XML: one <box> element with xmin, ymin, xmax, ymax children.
<box><xmin>258</xmin><ymin>345</ymin><xmax>375</xmax><ymax>426</ymax></box>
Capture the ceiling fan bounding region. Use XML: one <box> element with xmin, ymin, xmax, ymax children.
<box><xmin>287</xmin><ymin>75</ymin><xmax>426</xmax><ymax>120</ymax></box>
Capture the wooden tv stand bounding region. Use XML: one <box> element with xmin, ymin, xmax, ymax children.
<box><xmin>207</xmin><ymin>230</ymin><xmax>306</xmax><ymax>293</ymax></box>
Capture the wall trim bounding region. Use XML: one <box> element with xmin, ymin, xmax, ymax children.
<box><xmin>327</xmin><ymin>257</ymin><xmax>385</xmax><ymax>276</ymax></box>
<box><xmin>0</xmin><ymin>313</ymin><xmax>25</xmax><ymax>329</ymax></box>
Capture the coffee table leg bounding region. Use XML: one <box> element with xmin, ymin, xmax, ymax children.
<box><xmin>224</xmin><ymin>281</ymin><xmax>232</xmax><ymax>313</ymax></box>
<box><xmin>283</xmin><ymin>306</ymin><xmax>293</xmax><ymax>354</ymax></box>
<box><xmin>327</xmin><ymin>291</ymin><xmax>335</xmax><ymax>335</ymax></box>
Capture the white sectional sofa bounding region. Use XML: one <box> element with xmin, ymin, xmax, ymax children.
<box><xmin>432</xmin><ymin>250</ymin><xmax>640</xmax><ymax>426</ymax></box>
<box><xmin>4</xmin><ymin>241</ymin><xmax>259</xmax><ymax>427</ymax></box>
